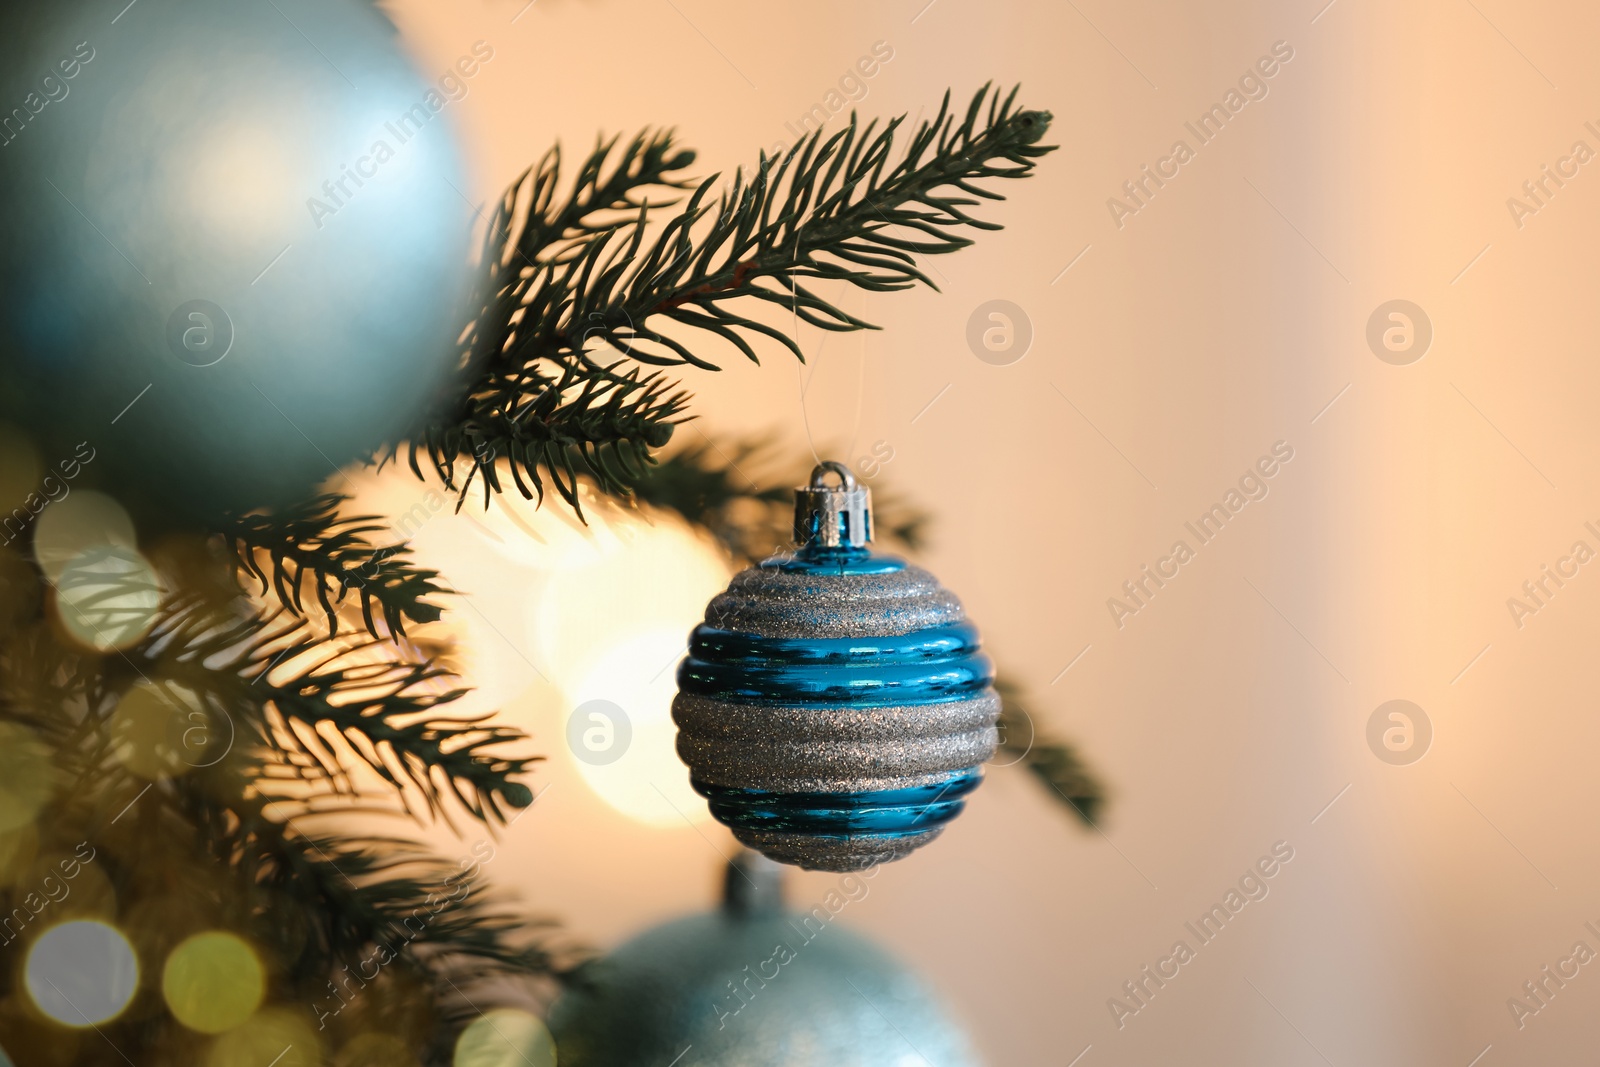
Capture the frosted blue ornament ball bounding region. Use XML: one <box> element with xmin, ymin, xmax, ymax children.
<box><xmin>0</xmin><ymin>0</ymin><xmax>475</xmax><ymax>521</ymax></box>
<box><xmin>548</xmin><ymin>853</ymin><xmax>983</xmax><ymax>1067</ymax></box>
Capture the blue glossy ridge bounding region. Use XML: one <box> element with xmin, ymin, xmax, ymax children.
<box><xmin>678</xmin><ymin>648</ymin><xmax>993</xmax><ymax>706</ymax></box>
<box><xmin>762</xmin><ymin>544</ymin><xmax>907</xmax><ymax>575</ymax></box>
<box><xmin>693</xmin><ymin>767</ymin><xmax>982</xmax><ymax>838</ymax></box>
<box><xmin>679</xmin><ymin>621</ymin><xmax>994</xmax><ymax>706</ymax></box>
<box><xmin>689</xmin><ymin>622</ymin><xmax>983</xmax><ymax>667</ymax></box>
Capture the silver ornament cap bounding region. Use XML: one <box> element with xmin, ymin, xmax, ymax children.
<box><xmin>792</xmin><ymin>461</ymin><xmax>873</xmax><ymax>549</ymax></box>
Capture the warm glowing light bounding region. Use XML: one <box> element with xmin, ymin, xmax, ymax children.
<box><xmin>51</xmin><ymin>545</ymin><xmax>162</xmax><ymax>651</ymax></box>
<box><xmin>516</xmin><ymin>499</ymin><xmax>731</xmax><ymax>827</ymax></box>
<box><xmin>25</xmin><ymin>920</ymin><xmax>139</xmax><ymax>1027</ymax></box>
<box><xmin>206</xmin><ymin>1007</ymin><xmax>319</xmax><ymax>1067</ymax></box>
<box><xmin>32</xmin><ymin>490</ymin><xmax>138</xmax><ymax>584</ymax></box>
<box><xmin>0</xmin><ymin>723</ymin><xmax>53</xmax><ymax>834</ymax></box>
<box><xmin>453</xmin><ymin>1009</ymin><xmax>556</xmax><ymax>1067</ymax></box>
<box><xmin>344</xmin><ymin>477</ymin><xmax>731</xmax><ymax>827</ymax></box>
<box><xmin>565</xmin><ymin>628</ymin><xmax>710</xmax><ymax>827</ymax></box>
<box><xmin>163</xmin><ymin>931</ymin><xmax>265</xmax><ymax>1034</ymax></box>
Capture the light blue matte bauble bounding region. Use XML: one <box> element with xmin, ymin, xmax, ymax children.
<box><xmin>0</xmin><ymin>0</ymin><xmax>472</xmax><ymax>522</ymax></box>
<box><xmin>548</xmin><ymin>853</ymin><xmax>982</xmax><ymax>1067</ymax></box>
<box><xmin>674</xmin><ymin>463</ymin><xmax>999</xmax><ymax>872</ymax></box>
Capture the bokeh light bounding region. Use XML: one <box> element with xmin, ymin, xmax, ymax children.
<box><xmin>0</xmin><ymin>722</ymin><xmax>54</xmax><ymax>834</ymax></box>
<box><xmin>33</xmin><ymin>490</ymin><xmax>160</xmax><ymax>651</ymax></box>
<box><xmin>163</xmin><ymin>931</ymin><xmax>266</xmax><ymax>1034</ymax></box>
<box><xmin>206</xmin><ymin>1007</ymin><xmax>319</xmax><ymax>1067</ymax></box>
<box><xmin>513</xmin><ymin>501</ymin><xmax>728</xmax><ymax>827</ymax></box>
<box><xmin>565</xmin><ymin>629</ymin><xmax>709</xmax><ymax>827</ymax></box>
<box><xmin>453</xmin><ymin>1009</ymin><xmax>556</xmax><ymax>1067</ymax></box>
<box><xmin>51</xmin><ymin>544</ymin><xmax>163</xmax><ymax>651</ymax></box>
<box><xmin>25</xmin><ymin>920</ymin><xmax>139</xmax><ymax>1027</ymax></box>
<box><xmin>32</xmin><ymin>490</ymin><xmax>138</xmax><ymax>583</ymax></box>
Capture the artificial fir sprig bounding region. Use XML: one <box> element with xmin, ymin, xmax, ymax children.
<box><xmin>993</xmin><ymin>678</ymin><xmax>1105</xmax><ymax>828</ymax></box>
<box><xmin>132</xmin><ymin>597</ymin><xmax>535</xmax><ymax>825</ymax></box>
<box><xmin>406</xmin><ymin>85</ymin><xmax>1055</xmax><ymax>511</ymax></box>
<box><xmin>224</xmin><ymin>493</ymin><xmax>452</xmax><ymax>640</ymax></box>
<box><xmin>215</xmin><ymin>806</ymin><xmax>568</xmax><ymax>1059</ymax></box>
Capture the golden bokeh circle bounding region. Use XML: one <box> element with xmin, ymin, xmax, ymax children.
<box><xmin>454</xmin><ymin>1008</ymin><xmax>556</xmax><ymax>1067</ymax></box>
<box><xmin>32</xmin><ymin>490</ymin><xmax>138</xmax><ymax>584</ymax></box>
<box><xmin>162</xmin><ymin>931</ymin><xmax>265</xmax><ymax>1035</ymax></box>
<box><xmin>51</xmin><ymin>545</ymin><xmax>162</xmax><ymax>652</ymax></box>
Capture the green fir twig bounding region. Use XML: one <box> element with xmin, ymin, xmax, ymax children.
<box><xmin>404</xmin><ymin>85</ymin><xmax>1055</xmax><ymax>514</ymax></box>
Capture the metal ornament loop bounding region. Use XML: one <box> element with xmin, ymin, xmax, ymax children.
<box><xmin>793</xmin><ymin>461</ymin><xmax>873</xmax><ymax>549</ymax></box>
<box><xmin>809</xmin><ymin>461</ymin><xmax>858</xmax><ymax>491</ymax></box>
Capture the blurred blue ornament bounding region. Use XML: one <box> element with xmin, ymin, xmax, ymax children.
<box><xmin>548</xmin><ymin>851</ymin><xmax>982</xmax><ymax>1067</ymax></box>
<box><xmin>0</xmin><ymin>0</ymin><xmax>474</xmax><ymax>522</ymax></box>
<box><xmin>674</xmin><ymin>462</ymin><xmax>998</xmax><ymax>872</ymax></box>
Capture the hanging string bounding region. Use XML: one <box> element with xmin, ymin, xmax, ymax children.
<box><xmin>843</xmin><ymin>295</ymin><xmax>867</xmax><ymax>466</ymax></box>
<box><xmin>791</xmin><ymin>229</ymin><xmax>825</xmax><ymax>469</ymax></box>
<box><xmin>791</xmin><ymin>230</ymin><xmax>868</xmax><ymax>471</ymax></box>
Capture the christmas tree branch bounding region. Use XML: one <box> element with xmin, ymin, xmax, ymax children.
<box><xmin>134</xmin><ymin>598</ymin><xmax>535</xmax><ymax>826</ymax></box>
<box><xmin>229</xmin><ymin>809</ymin><xmax>567</xmax><ymax>991</ymax></box>
<box><xmin>222</xmin><ymin>494</ymin><xmax>451</xmax><ymax>640</ymax></box>
<box><xmin>994</xmin><ymin>676</ymin><xmax>1104</xmax><ymax>828</ymax></box>
<box><xmin>405</xmin><ymin>84</ymin><xmax>1054</xmax><ymax>513</ymax></box>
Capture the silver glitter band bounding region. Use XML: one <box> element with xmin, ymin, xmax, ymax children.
<box><xmin>678</xmin><ymin>725</ymin><xmax>998</xmax><ymax>793</ymax></box>
<box><xmin>704</xmin><ymin>562</ymin><xmax>966</xmax><ymax>639</ymax></box>
<box><xmin>672</xmin><ymin>691</ymin><xmax>1001</xmax><ymax>742</ymax></box>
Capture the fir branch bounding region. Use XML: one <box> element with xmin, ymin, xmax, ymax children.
<box><xmin>222</xmin><ymin>494</ymin><xmax>451</xmax><ymax>640</ymax></box>
<box><xmin>994</xmin><ymin>676</ymin><xmax>1105</xmax><ymax>827</ymax></box>
<box><xmin>411</xmin><ymin>361</ymin><xmax>689</xmax><ymax>513</ymax></box>
<box><xmin>407</xmin><ymin>84</ymin><xmax>1054</xmax><ymax>512</ymax></box>
<box><xmin>132</xmin><ymin>598</ymin><xmax>536</xmax><ymax>825</ymax></box>
<box><xmin>228</xmin><ymin>808</ymin><xmax>568</xmax><ymax>993</ymax></box>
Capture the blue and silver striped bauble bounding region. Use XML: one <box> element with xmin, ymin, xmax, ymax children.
<box><xmin>673</xmin><ymin>462</ymin><xmax>998</xmax><ymax>871</ymax></box>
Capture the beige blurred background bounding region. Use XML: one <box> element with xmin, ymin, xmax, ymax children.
<box><xmin>359</xmin><ymin>0</ymin><xmax>1600</xmax><ymax>1063</ymax></box>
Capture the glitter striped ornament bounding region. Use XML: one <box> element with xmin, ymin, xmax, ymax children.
<box><xmin>673</xmin><ymin>462</ymin><xmax>998</xmax><ymax>871</ymax></box>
